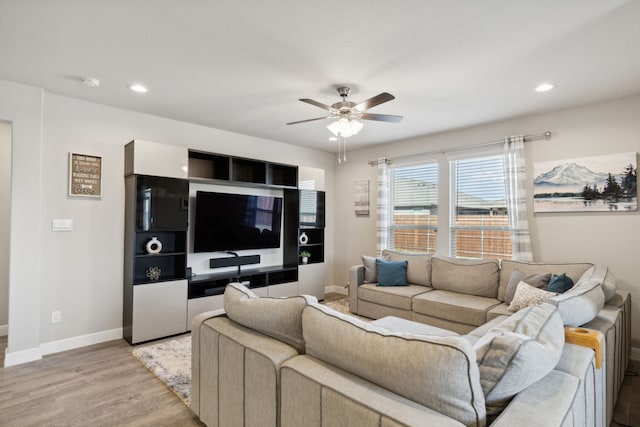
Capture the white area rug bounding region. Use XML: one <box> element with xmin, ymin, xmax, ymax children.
<box><xmin>132</xmin><ymin>335</ymin><xmax>192</xmax><ymax>405</ymax></box>
<box><xmin>131</xmin><ymin>298</ymin><xmax>355</xmax><ymax>407</ymax></box>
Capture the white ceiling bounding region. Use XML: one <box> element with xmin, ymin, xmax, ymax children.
<box><xmin>1</xmin><ymin>0</ymin><xmax>639</xmax><ymax>153</ymax></box>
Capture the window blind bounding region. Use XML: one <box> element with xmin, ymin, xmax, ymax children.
<box><xmin>390</xmin><ymin>163</ymin><xmax>438</xmax><ymax>254</ymax></box>
<box><xmin>450</xmin><ymin>155</ymin><xmax>512</xmax><ymax>259</ymax></box>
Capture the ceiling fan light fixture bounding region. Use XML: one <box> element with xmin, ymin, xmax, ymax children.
<box><xmin>327</xmin><ymin>118</ymin><xmax>363</xmax><ymax>138</ymax></box>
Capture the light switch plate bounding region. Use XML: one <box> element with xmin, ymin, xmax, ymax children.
<box><xmin>52</xmin><ymin>219</ymin><xmax>73</xmax><ymax>231</ymax></box>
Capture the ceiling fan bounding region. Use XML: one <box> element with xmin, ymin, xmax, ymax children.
<box><xmin>286</xmin><ymin>87</ymin><xmax>403</xmax><ymax>137</ymax></box>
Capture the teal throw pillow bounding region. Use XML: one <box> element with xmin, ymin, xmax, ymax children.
<box><xmin>376</xmin><ymin>259</ymin><xmax>409</xmax><ymax>286</ymax></box>
<box><xmin>546</xmin><ymin>273</ymin><xmax>574</xmax><ymax>293</ymax></box>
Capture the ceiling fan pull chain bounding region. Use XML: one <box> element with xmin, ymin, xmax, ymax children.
<box><xmin>337</xmin><ymin>134</ymin><xmax>342</xmax><ymax>164</ymax></box>
<box><xmin>343</xmin><ymin>137</ymin><xmax>347</xmax><ymax>162</ymax></box>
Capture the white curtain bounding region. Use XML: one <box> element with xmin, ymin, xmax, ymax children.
<box><xmin>376</xmin><ymin>158</ymin><xmax>390</xmax><ymax>256</ymax></box>
<box><xmin>503</xmin><ymin>136</ymin><xmax>533</xmax><ymax>261</ymax></box>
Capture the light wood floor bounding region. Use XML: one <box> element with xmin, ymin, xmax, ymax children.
<box><xmin>0</xmin><ymin>334</ymin><xmax>203</xmax><ymax>427</ymax></box>
<box><xmin>0</xmin><ymin>295</ymin><xmax>638</xmax><ymax>426</ymax></box>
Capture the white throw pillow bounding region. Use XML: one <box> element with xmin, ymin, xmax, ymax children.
<box><xmin>474</xmin><ymin>303</ymin><xmax>565</xmax><ymax>415</ymax></box>
<box><xmin>509</xmin><ymin>281</ymin><xmax>557</xmax><ymax>312</ymax></box>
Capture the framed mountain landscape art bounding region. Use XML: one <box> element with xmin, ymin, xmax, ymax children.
<box><xmin>533</xmin><ymin>152</ymin><xmax>637</xmax><ymax>213</ymax></box>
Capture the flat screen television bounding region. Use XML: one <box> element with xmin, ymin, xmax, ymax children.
<box><xmin>193</xmin><ymin>191</ymin><xmax>283</xmax><ymax>252</ymax></box>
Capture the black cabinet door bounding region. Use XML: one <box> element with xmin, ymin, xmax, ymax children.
<box><xmin>136</xmin><ymin>175</ymin><xmax>189</xmax><ymax>231</ymax></box>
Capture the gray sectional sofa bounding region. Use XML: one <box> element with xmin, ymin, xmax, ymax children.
<box><xmin>349</xmin><ymin>251</ymin><xmax>631</xmax><ymax>425</ymax></box>
<box><xmin>191</xmin><ymin>279</ymin><xmax>625</xmax><ymax>427</ymax></box>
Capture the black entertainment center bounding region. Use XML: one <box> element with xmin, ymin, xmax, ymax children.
<box><xmin>123</xmin><ymin>140</ymin><xmax>325</xmax><ymax>344</ymax></box>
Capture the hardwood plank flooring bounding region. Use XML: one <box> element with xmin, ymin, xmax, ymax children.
<box><xmin>0</xmin><ymin>296</ymin><xmax>638</xmax><ymax>426</ymax></box>
<box><xmin>0</xmin><ymin>336</ymin><xmax>203</xmax><ymax>427</ymax></box>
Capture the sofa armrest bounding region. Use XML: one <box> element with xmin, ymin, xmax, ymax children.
<box><xmin>348</xmin><ymin>265</ymin><xmax>365</xmax><ymax>314</ymax></box>
<box><xmin>190</xmin><ymin>308</ymin><xmax>225</xmax><ymax>417</ymax></box>
<box><xmin>490</xmin><ymin>370</ymin><xmax>579</xmax><ymax>426</ymax></box>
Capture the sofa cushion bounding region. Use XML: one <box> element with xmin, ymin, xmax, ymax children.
<box><xmin>375</xmin><ymin>259</ymin><xmax>408</xmax><ymax>286</ymax></box>
<box><xmin>504</xmin><ymin>270</ymin><xmax>551</xmax><ymax>304</ymax></box>
<box><xmin>413</xmin><ymin>289</ymin><xmax>501</xmax><ymax>326</ymax></box>
<box><xmin>358</xmin><ymin>283</ymin><xmax>430</xmax><ymax>311</ymax></box>
<box><xmin>547</xmin><ymin>277</ymin><xmax>605</xmax><ymax>326</ymax></box>
<box><xmin>486</xmin><ymin>303</ymin><xmax>514</xmax><ymax>322</ymax></box>
<box><xmin>382</xmin><ymin>249</ymin><xmax>432</xmax><ymax>286</ymax></box>
<box><xmin>302</xmin><ymin>304</ymin><xmax>487</xmax><ymax>426</ymax></box>
<box><xmin>498</xmin><ymin>260</ymin><xmax>592</xmax><ymax>302</ymax></box>
<box><xmin>546</xmin><ymin>273</ymin><xmax>574</xmax><ymax>293</ymax></box>
<box><xmin>508</xmin><ymin>282</ymin><xmax>558</xmax><ymax>312</ymax></box>
<box><xmin>473</xmin><ymin>302</ymin><xmax>564</xmax><ymax>415</ymax></box>
<box><xmin>223</xmin><ymin>283</ymin><xmax>317</xmax><ymax>353</ymax></box>
<box><xmin>431</xmin><ymin>255</ymin><xmax>500</xmax><ymax>298</ymax></box>
<box><xmin>577</xmin><ymin>264</ymin><xmax>617</xmax><ymax>302</ymax></box>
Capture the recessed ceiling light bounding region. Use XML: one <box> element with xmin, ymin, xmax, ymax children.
<box><xmin>535</xmin><ymin>83</ymin><xmax>555</xmax><ymax>93</ymax></box>
<box><xmin>128</xmin><ymin>83</ymin><xmax>148</xmax><ymax>93</ymax></box>
<box><xmin>328</xmin><ymin>136</ymin><xmax>338</xmax><ymax>142</ymax></box>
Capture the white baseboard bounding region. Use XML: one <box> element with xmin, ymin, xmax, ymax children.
<box><xmin>0</xmin><ymin>324</ymin><xmax>7</xmax><ymax>336</ymax></box>
<box><xmin>3</xmin><ymin>327</ymin><xmax>123</xmax><ymax>367</ymax></box>
<box><xmin>325</xmin><ymin>285</ymin><xmax>347</xmax><ymax>296</ymax></box>
<box><xmin>40</xmin><ymin>328</ymin><xmax>123</xmax><ymax>356</ymax></box>
<box><xmin>4</xmin><ymin>346</ymin><xmax>43</xmax><ymax>367</ymax></box>
<box><xmin>631</xmin><ymin>346</ymin><xmax>640</xmax><ymax>362</ymax></box>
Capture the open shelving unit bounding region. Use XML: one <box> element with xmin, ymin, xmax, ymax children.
<box><xmin>188</xmin><ymin>150</ymin><xmax>298</xmax><ymax>188</ymax></box>
<box><xmin>188</xmin><ymin>265</ymin><xmax>298</xmax><ymax>299</ymax></box>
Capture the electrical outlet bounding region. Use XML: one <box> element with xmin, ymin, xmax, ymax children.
<box><xmin>51</xmin><ymin>310</ymin><xmax>62</xmax><ymax>324</ymax></box>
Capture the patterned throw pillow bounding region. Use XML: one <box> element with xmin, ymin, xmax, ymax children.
<box><xmin>509</xmin><ymin>281</ymin><xmax>558</xmax><ymax>312</ymax></box>
<box><xmin>504</xmin><ymin>270</ymin><xmax>552</xmax><ymax>303</ymax></box>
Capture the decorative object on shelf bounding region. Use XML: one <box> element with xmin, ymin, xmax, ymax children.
<box><xmin>299</xmin><ymin>232</ymin><xmax>309</xmax><ymax>245</ymax></box>
<box><xmin>533</xmin><ymin>152</ymin><xmax>637</xmax><ymax>213</ymax></box>
<box><xmin>146</xmin><ymin>266</ymin><xmax>162</xmax><ymax>281</ymax></box>
<box><xmin>354</xmin><ymin>180</ymin><xmax>370</xmax><ymax>216</ymax></box>
<box><xmin>146</xmin><ymin>236</ymin><xmax>163</xmax><ymax>254</ymax></box>
<box><xmin>68</xmin><ymin>152</ymin><xmax>102</xmax><ymax>198</ymax></box>
<box><xmin>300</xmin><ymin>251</ymin><xmax>311</xmax><ymax>265</ymax></box>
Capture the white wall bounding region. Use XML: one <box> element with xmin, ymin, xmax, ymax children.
<box><xmin>1</xmin><ymin>80</ymin><xmax>336</xmax><ymax>364</ymax></box>
<box><xmin>335</xmin><ymin>95</ymin><xmax>640</xmax><ymax>350</ymax></box>
<box><xmin>0</xmin><ymin>80</ymin><xmax>44</xmax><ymax>364</ymax></box>
<box><xmin>0</xmin><ymin>120</ymin><xmax>11</xmax><ymax>332</ymax></box>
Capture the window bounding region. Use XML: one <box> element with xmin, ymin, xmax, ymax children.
<box><xmin>450</xmin><ymin>155</ymin><xmax>512</xmax><ymax>259</ymax></box>
<box><xmin>389</xmin><ymin>163</ymin><xmax>438</xmax><ymax>254</ymax></box>
<box><xmin>387</xmin><ymin>152</ymin><xmax>514</xmax><ymax>259</ymax></box>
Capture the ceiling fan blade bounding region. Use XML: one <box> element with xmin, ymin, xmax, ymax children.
<box><xmin>286</xmin><ymin>116</ymin><xmax>331</xmax><ymax>125</ymax></box>
<box><xmin>359</xmin><ymin>113</ymin><xmax>403</xmax><ymax>123</ymax></box>
<box><xmin>354</xmin><ymin>92</ymin><xmax>395</xmax><ymax>111</ymax></box>
<box><xmin>299</xmin><ymin>98</ymin><xmax>334</xmax><ymax>112</ymax></box>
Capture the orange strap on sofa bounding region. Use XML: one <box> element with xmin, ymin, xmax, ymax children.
<box><xmin>564</xmin><ymin>326</ymin><xmax>604</xmax><ymax>368</ymax></box>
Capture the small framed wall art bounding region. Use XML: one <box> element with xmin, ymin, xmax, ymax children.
<box><xmin>68</xmin><ymin>152</ymin><xmax>102</xmax><ymax>198</ymax></box>
<box><xmin>354</xmin><ymin>180</ymin><xmax>370</xmax><ymax>216</ymax></box>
